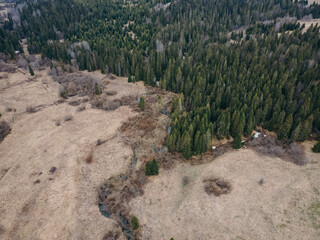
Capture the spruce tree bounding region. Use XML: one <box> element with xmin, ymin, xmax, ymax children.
<box><xmin>232</xmin><ymin>135</ymin><xmax>242</xmax><ymax>149</ymax></box>
<box><xmin>139</xmin><ymin>96</ymin><xmax>145</xmax><ymax>111</ymax></box>
<box><xmin>29</xmin><ymin>65</ymin><xmax>34</xmax><ymax>76</ymax></box>
<box><xmin>312</xmin><ymin>141</ymin><xmax>320</xmax><ymax>153</ymax></box>
<box><xmin>181</xmin><ymin>132</ymin><xmax>192</xmax><ymax>159</ymax></box>
<box><xmin>277</xmin><ymin>114</ymin><xmax>293</xmax><ymax>140</ymax></box>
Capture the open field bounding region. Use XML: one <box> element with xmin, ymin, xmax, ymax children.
<box><xmin>0</xmin><ymin>65</ymin><xmax>145</xmax><ymax>239</ymax></box>
<box><xmin>130</xmin><ymin>143</ymin><xmax>320</xmax><ymax>240</ymax></box>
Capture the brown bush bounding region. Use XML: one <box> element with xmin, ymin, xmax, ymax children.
<box><xmin>106</xmin><ymin>90</ymin><xmax>117</xmax><ymax>96</ymax></box>
<box><xmin>0</xmin><ymin>62</ymin><xmax>16</xmax><ymax>73</ymax></box>
<box><xmin>76</xmin><ymin>105</ymin><xmax>86</xmax><ymax>112</ymax></box>
<box><xmin>68</xmin><ymin>100</ymin><xmax>81</xmax><ymax>106</ymax></box>
<box><xmin>204</xmin><ymin>177</ymin><xmax>232</xmax><ymax>196</ymax></box>
<box><xmin>0</xmin><ymin>121</ymin><xmax>11</xmax><ymax>143</ymax></box>
<box><xmin>102</xmin><ymin>231</ymin><xmax>120</xmax><ymax>240</ymax></box>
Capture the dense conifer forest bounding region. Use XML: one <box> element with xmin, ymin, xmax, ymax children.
<box><xmin>1</xmin><ymin>0</ymin><xmax>320</xmax><ymax>157</ymax></box>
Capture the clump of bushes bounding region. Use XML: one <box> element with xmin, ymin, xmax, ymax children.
<box><xmin>145</xmin><ymin>158</ymin><xmax>159</xmax><ymax>176</ymax></box>
<box><xmin>204</xmin><ymin>177</ymin><xmax>232</xmax><ymax>196</ymax></box>
<box><xmin>131</xmin><ymin>216</ymin><xmax>139</xmax><ymax>230</ymax></box>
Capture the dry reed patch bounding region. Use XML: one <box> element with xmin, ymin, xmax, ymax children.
<box><xmin>203</xmin><ymin>177</ymin><xmax>232</xmax><ymax>196</ymax></box>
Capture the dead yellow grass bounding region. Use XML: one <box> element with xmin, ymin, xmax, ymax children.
<box><xmin>0</xmin><ymin>67</ymin><xmax>145</xmax><ymax>240</ymax></box>
<box><xmin>129</xmin><ymin>148</ymin><xmax>320</xmax><ymax>240</ymax></box>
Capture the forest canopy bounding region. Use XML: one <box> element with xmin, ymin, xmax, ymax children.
<box><xmin>1</xmin><ymin>0</ymin><xmax>320</xmax><ymax>157</ymax></box>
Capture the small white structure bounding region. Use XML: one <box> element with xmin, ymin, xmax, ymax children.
<box><xmin>212</xmin><ymin>146</ymin><xmax>217</xmax><ymax>151</ymax></box>
<box><xmin>254</xmin><ymin>132</ymin><xmax>261</xmax><ymax>139</ymax></box>
<box><xmin>263</xmin><ymin>134</ymin><xmax>267</xmax><ymax>137</ymax></box>
<box><xmin>241</xmin><ymin>140</ymin><xmax>245</xmax><ymax>143</ymax></box>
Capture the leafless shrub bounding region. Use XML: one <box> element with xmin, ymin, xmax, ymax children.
<box><xmin>33</xmin><ymin>179</ymin><xmax>40</xmax><ymax>184</ymax></box>
<box><xmin>91</xmin><ymin>98</ymin><xmax>121</xmax><ymax>111</ymax></box>
<box><xmin>76</xmin><ymin>105</ymin><xmax>86</xmax><ymax>112</ymax></box>
<box><xmin>16</xmin><ymin>56</ymin><xmax>28</xmax><ymax>69</ymax></box>
<box><xmin>248</xmin><ymin>134</ymin><xmax>306</xmax><ymax>165</ymax></box>
<box><xmin>182</xmin><ymin>176</ymin><xmax>190</xmax><ymax>186</ymax></box>
<box><xmin>64</xmin><ymin>114</ymin><xmax>73</xmax><ymax>122</ymax></box>
<box><xmin>5</xmin><ymin>107</ymin><xmax>15</xmax><ymax>112</ymax></box>
<box><xmin>55</xmin><ymin>99</ymin><xmax>65</xmax><ymax>104</ymax></box>
<box><xmin>26</xmin><ymin>106</ymin><xmax>38</xmax><ymax>113</ymax></box>
<box><xmin>0</xmin><ymin>73</ymin><xmax>8</xmax><ymax>79</ymax></box>
<box><xmin>68</xmin><ymin>100</ymin><xmax>81</xmax><ymax>106</ymax></box>
<box><xmin>0</xmin><ymin>121</ymin><xmax>11</xmax><ymax>144</ymax></box>
<box><xmin>82</xmin><ymin>98</ymin><xmax>89</xmax><ymax>103</ymax></box>
<box><xmin>85</xmin><ymin>154</ymin><xmax>93</xmax><ymax>164</ymax></box>
<box><xmin>106</xmin><ymin>90</ymin><xmax>117</xmax><ymax>96</ymax></box>
<box><xmin>204</xmin><ymin>177</ymin><xmax>232</xmax><ymax>196</ymax></box>
<box><xmin>105</xmin><ymin>101</ymin><xmax>121</xmax><ymax>111</ymax></box>
<box><xmin>53</xmin><ymin>72</ymin><xmax>103</xmax><ymax>98</ymax></box>
<box><xmin>0</xmin><ymin>62</ymin><xmax>16</xmax><ymax>73</ymax></box>
<box><xmin>49</xmin><ymin>167</ymin><xmax>57</xmax><ymax>174</ymax></box>
<box><xmin>97</xmin><ymin>139</ymin><xmax>103</xmax><ymax>146</ymax></box>
<box><xmin>102</xmin><ymin>231</ymin><xmax>120</xmax><ymax>240</ymax></box>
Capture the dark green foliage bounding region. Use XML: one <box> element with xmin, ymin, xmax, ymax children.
<box><xmin>312</xmin><ymin>141</ymin><xmax>320</xmax><ymax>153</ymax></box>
<box><xmin>128</xmin><ymin>75</ymin><xmax>132</xmax><ymax>83</ymax></box>
<box><xmin>139</xmin><ymin>97</ymin><xmax>145</xmax><ymax>111</ymax></box>
<box><xmin>60</xmin><ymin>91</ymin><xmax>68</xmax><ymax>99</ymax></box>
<box><xmin>277</xmin><ymin>114</ymin><xmax>293</xmax><ymax>140</ymax></box>
<box><xmin>145</xmin><ymin>159</ymin><xmax>159</xmax><ymax>176</ymax></box>
<box><xmin>181</xmin><ymin>132</ymin><xmax>192</xmax><ymax>159</ymax></box>
<box><xmin>232</xmin><ymin>135</ymin><xmax>242</xmax><ymax>149</ymax></box>
<box><xmin>131</xmin><ymin>216</ymin><xmax>139</xmax><ymax>230</ymax></box>
<box><xmin>29</xmin><ymin>66</ymin><xmax>34</xmax><ymax>76</ymax></box>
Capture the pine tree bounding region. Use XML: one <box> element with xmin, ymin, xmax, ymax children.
<box><xmin>145</xmin><ymin>159</ymin><xmax>159</xmax><ymax>176</ymax></box>
<box><xmin>232</xmin><ymin>135</ymin><xmax>242</xmax><ymax>149</ymax></box>
<box><xmin>131</xmin><ymin>216</ymin><xmax>139</xmax><ymax>230</ymax></box>
<box><xmin>139</xmin><ymin>96</ymin><xmax>145</xmax><ymax>111</ymax></box>
<box><xmin>128</xmin><ymin>74</ymin><xmax>132</xmax><ymax>82</ymax></box>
